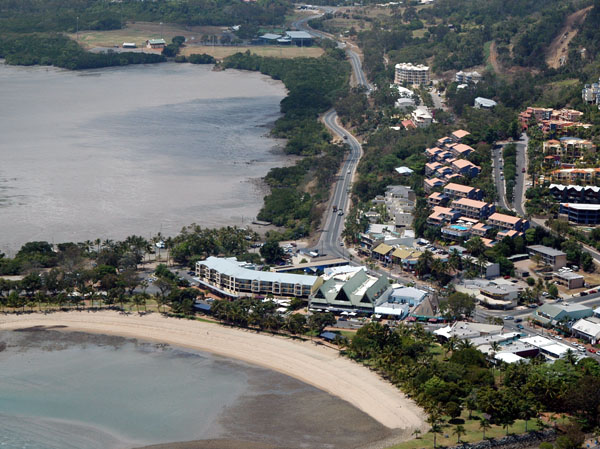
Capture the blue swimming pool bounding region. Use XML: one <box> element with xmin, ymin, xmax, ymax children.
<box><xmin>450</xmin><ymin>225</ymin><xmax>469</xmax><ymax>231</ymax></box>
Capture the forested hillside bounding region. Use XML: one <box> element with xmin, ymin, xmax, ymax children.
<box><xmin>0</xmin><ymin>0</ymin><xmax>290</xmax><ymax>33</ymax></box>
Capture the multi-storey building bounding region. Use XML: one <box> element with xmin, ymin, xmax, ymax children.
<box><xmin>487</xmin><ymin>212</ymin><xmax>529</xmax><ymax>232</ymax></box>
<box><xmin>551</xmin><ymin>168</ymin><xmax>600</xmax><ymax>185</ymax></box>
<box><xmin>394</xmin><ymin>63</ymin><xmax>430</xmax><ymax>85</ymax></box>
<box><xmin>451</xmin><ymin>198</ymin><xmax>495</xmax><ymax>220</ymax></box>
<box><xmin>443</xmin><ymin>183</ymin><xmax>483</xmax><ymax>201</ymax></box>
<box><xmin>196</xmin><ymin>257</ymin><xmax>317</xmax><ymax>298</ymax></box>
<box><xmin>549</xmin><ymin>184</ymin><xmax>600</xmax><ymax>203</ymax></box>
<box><xmin>559</xmin><ymin>203</ymin><xmax>600</xmax><ymax>225</ymax></box>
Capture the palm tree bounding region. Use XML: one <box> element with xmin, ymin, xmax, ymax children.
<box><xmin>411</xmin><ymin>429</ymin><xmax>422</xmax><ymax>439</ymax></box>
<box><xmin>426</xmin><ymin>412</ymin><xmax>443</xmax><ymax>448</ymax></box>
<box><xmin>490</xmin><ymin>341</ymin><xmax>501</xmax><ymax>358</ymax></box>
<box><xmin>479</xmin><ymin>418</ymin><xmax>491</xmax><ymax>439</ymax></box>
<box><xmin>453</xmin><ymin>424</ymin><xmax>466</xmax><ymax>443</ymax></box>
<box><xmin>564</xmin><ymin>348</ymin><xmax>577</xmax><ymax>365</ymax></box>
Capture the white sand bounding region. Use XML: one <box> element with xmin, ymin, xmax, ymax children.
<box><xmin>0</xmin><ymin>311</ymin><xmax>425</xmax><ymax>430</ymax></box>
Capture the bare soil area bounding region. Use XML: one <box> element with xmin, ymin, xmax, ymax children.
<box><xmin>546</xmin><ymin>6</ymin><xmax>593</xmax><ymax>69</ymax></box>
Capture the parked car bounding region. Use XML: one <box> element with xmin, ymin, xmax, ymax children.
<box><xmin>588</xmin><ymin>348</ymin><xmax>597</xmax><ymax>354</ymax></box>
<box><xmin>517</xmin><ymin>324</ymin><xmax>524</xmax><ymax>329</ymax></box>
<box><xmin>515</xmin><ymin>318</ymin><xmax>523</xmax><ymax>323</ymax></box>
<box><xmin>503</xmin><ymin>315</ymin><xmax>514</xmax><ymax>320</ymax></box>
<box><xmin>580</xmin><ymin>291</ymin><xmax>588</xmax><ymax>296</ymax></box>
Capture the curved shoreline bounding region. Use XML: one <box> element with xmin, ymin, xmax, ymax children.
<box><xmin>0</xmin><ymin>310</ymin><xmax>425</xmax><ymax>432</ymax></box>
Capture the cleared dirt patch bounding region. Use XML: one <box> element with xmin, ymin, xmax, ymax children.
<box><xmin>546</xmin><ymin>6</ymin><xmax>593</xmax><ymax>69</ymax></box>
<box><xmin>71</xmin><ymin>21</ymin><xmax>227</xmax><ymax>50</ymax></box>
<box><xmin>181</xmin><ymin>44</ymin><xmax>323</xmax><ymax>60</ymax></box>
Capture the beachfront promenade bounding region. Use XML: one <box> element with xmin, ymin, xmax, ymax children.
<box><xmin>0</xmin><ymin>310</ymin><xmax>426</xmax><ymax>432</ymax></box>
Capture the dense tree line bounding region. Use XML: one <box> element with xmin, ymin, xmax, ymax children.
<box><xmin>0</xmin><ymin>0</ymin><xmax>290</xmax><ymax>33</ymax></box>
<box><xmin>222</xmin><ymin>50</ymin><xmax>351</xmax><ymax>238</ymax></box>
<box><xmin>0</xmin><ymin>34</ymin><xmax>165</xmax><ymax>69</ymax></box>
<box><xmin>347</xmin><ymin>321</ymin><xmax>600</xmax><ymax>435</ymax></box>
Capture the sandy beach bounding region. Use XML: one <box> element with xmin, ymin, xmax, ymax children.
<box><xmin>0</xmin><ymin>311</ymin><xmax>425</xmax><ymax>433</ymax></box>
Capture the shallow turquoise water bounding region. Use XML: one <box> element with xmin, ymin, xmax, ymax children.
<box><xmin>0</xmin><ymin>331</ymin><xmax>249</xmax><ymax>448</ymax></box>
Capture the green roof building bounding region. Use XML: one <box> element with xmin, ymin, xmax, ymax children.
<box><xmin>309</xmin><ymin>268</ymin><xmax>390</xmax><ymax>313</ymax></box>
<box><xmin>533</xmin><ymin>303</ymin><xmax>593</xmax><ymax>326</ymax></box>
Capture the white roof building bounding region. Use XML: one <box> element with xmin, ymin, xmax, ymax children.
<box><xmin>572</xmin><ymin>318</ymin><xmax>600</xmax><ymax>344</ymax></box>
<box><xmin>395</xmin><ymin>166</ymin><xmax>414</xmax><ymax>175</ymax></box>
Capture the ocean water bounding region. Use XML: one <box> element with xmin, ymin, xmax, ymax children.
<box><xmin>0</xmin><ymin>62</ymin><xmax>288</xmax><ymax>253</ymax></box>
<box><xmin>0</xmin><ymin>331</ymin><xmax>248</xmax><ymax>448</ymax></box>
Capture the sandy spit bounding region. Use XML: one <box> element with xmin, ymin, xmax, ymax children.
<box><xmin>0</xmin><ymin>310</ymin><xmax>425</xmax><ymax>430</ymax></box>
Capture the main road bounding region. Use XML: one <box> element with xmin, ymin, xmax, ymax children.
<box><xmin>291</xmin><ymin>11</ymin><xmax>372</xmax><ymax>258</ymax></box>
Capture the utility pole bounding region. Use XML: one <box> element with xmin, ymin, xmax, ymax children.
<box><xmin>76</xmin><ymin>16</ymin><xmax>79</xmax><ymax>41</ymax></box>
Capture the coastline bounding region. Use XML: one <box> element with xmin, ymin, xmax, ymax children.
<box><xmin>0</xmin><ymin>310</ymin><xmax>426</xmax><ymax>433</ymax></box>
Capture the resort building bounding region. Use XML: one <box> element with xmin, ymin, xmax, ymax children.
<box><xmin>487</xmin><ymin>213</ymin><xmax>529</xmax><ymax>232</ymax></box>
<box><xmin>443</xmin><ymin>183</ymin><xmax>483</xmax><ymax>200</ymax></box>
<box><xmin>451</xmin><ymin>198</ymin><xmax>495</xmax><ymax>220</ymax></box>
<box><xmin>549</xmin><ymin>184</ymin><xmax>600</xmax><ymax>204</ymax></box>
<box><xmin>309</xmin><ymin>268</ymin><xmax>390</xmax><ymax>313</ymax></box>
<box><xmin>582</xmin><ymin>78</ymin><xmax>600</xmax><ymax>109</ymax></box>
<box><xmin>195</xmin><ymin>257</ymin><xmax>318</xmax><ymax>298</ymax></box>
<box><xmin>455</xmin><ymin>71</ymin><xmax>482</xmax><ymax>84</ymax></box>
<box><xmin>452</xmin><ymin>129</ymin><xmax>471</xmax><ymax>141</ymax></box>
<box><xmin>394</xmin><ymin>63</ymin><xmax>430</xmax><ymax>85</ymax></box>
<box><xmin>559</xmin><ymin>203</ymin><xmax>600</xmax><ymax>225</ymax></box>
<box><xmin>411</xmin><ymin>106</ymin><xmax>433</xmax><ymax>127</ymax></box>
<box><xmin>427</xmin><ymin>192</ymin><xmax>449</xmax><ymax>208</ymax></box>
<box><xmin>543</xmin><ymin>137</ymin><xmax>595</xmax><ymax>161</ymax></box>
<box><xmin>451</xmin><ymin>159</ymin><xmax>481</xmax><ymax>177</ymax></box>
<box><xmin>551</xmin><ymin>168</ymin><xmax>600</xmax><ymax>185</ymax></box>
<box><xmin>527</xmin><ymin>245</ymin><xmax>567</xmax><ymax>270</ymax></box>
<box><xmin>449</xmin><ymin>143</ymin><xmax>475</xmax><ymax>158</ymax></box>
<box><xmin>427</xmin><ymin>206</ymin><xmax>460</xmax><ymax>226</ymax></box>
<box><xmin>424</xmin><ymin>177</ymin><xmax>445</xmax><ymax>192</ymax></box>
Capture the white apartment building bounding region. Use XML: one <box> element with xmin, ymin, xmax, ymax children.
<box><xmin>394</xmin><ymin>63</ymin><xmax>430</xmax><ymax>85</ymax></box>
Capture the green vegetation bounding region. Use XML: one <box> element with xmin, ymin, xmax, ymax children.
<box><xmin>0</xmin><ymin>34</ymin><xmax>165</xmax><ymax>69</ymax></box>
<box><xmin>222</xmin><ymin>50</ymin><xmax>351</xmax><ymax>238</ymax></box>
<box><xmin>502</xmin><ymin>143</ymin><xmax>517</xmax><ymax>201</ymax></box>
<box><xmin>0</xmin><ymin>0</ymin><xmax>290</xmax><ymax>34</ymax></box>
<box><xmin>346</xmin><ymin>320</ymin><xmax>600</xmax><ymax>445</ymax></box>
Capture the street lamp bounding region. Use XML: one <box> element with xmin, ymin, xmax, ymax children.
<box><xmin>76</xmin><ymin>16</ymin><xmax>79</xmax><ymax>41</ymax></box>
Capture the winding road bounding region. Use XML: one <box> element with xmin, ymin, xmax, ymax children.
<box><xmin>291</xmin><ymin>12</ymin><xmax>371</xmax><ymax>258</ymax></box>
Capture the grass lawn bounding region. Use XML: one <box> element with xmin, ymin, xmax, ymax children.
<box><xmin>180</xmin><ymin>45</ymin><xmax>324</xmax><ymax>60</ymax></box>
<box><xmin>388</xmin><ymin>411</ymin><xmax>541</xmax><ymax>449</ymax></box>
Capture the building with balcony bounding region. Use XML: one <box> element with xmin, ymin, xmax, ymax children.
<box><xmin>427</xmin><ymin>206</ymin><xmax>460</xmax><ymax>226</ymax></box>
<box><xmin>443</xmin><ymin>183</ymin><xmax>483</xmax><ymax>200</ymax></box>
<box><xmin>196</xmin><ymin>257</ymin><xmax>318</xmax><ymax>298</ymax></box>
<box><xmin>551</xmin><ymin>167</ymin><xmax>600</xmax><ymax>185</ymax></box>
<box><xmin>582</xmin><ymin>78</ymin><xmax>600</xmax><ymax>109</ymax></box>
<box><xmin>487</xmin><ymin>212</ymin><xmax>529</xmax><ymax>232</ymax></box>
<box><xmin>424</xmin><ymin>177</ymin><xmax>446</xmax><ymax>192</ymax></box>
<box><xmin>394</xmin><ymin>62</ymin><xmax>430</xmax><ymax>85</ymax></box>
<box><xmin>549</xmin><ymin>184</ymin><xmax>600</xmax><ymax>203</ymax></box>
<box><xmin>449</xmin><ymin>143</ymin><xmax>475</xmax><ymax>158</ymax></box>
<box><xmin>427</xmin><ymin>192</ymin><xmax>449</xmax><ymax>207</ymax></box>
<box><xmin>451</xmin><ymin>129</ymin><xmax>471</xmax><ymax>142</ymax></box>
<box><xmin>559</xmin><ymin>203</ymin><xmax>600</xmax><ymax>224</ymax></box>
<box><xmin>451</xmin><ymin>198</ymin><xmax>495</xmax><ymax>220</ymax></box>
<box><xmin>543</xmin><ymin>137</ymin><xmax>595</xmax><ymax>161</ymax></box>
<box><xmin>527</xmin><ymin>245</ymin><xmax>567</xmax><ymax>270</ymax></box>
<box><xmin>450</xmin><ymin>159</ymin><xmax>481</xmax><ymax>177</ymax></box>
<box><xmin>455</xmin><ymin>71</ymin><xmax>482</xmax><ymax>84</ymax></box>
